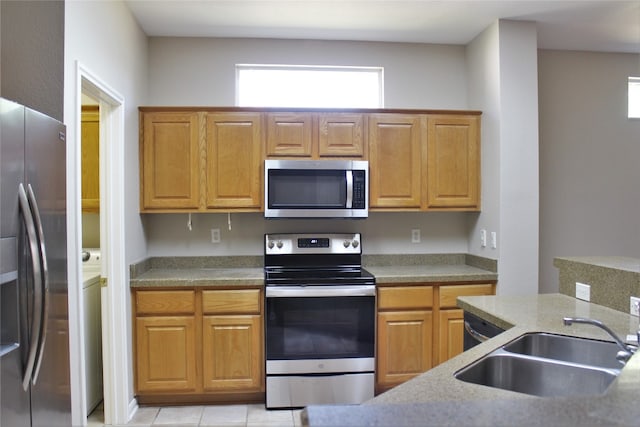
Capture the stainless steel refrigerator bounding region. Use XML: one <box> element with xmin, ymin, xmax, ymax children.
<box><xmin>1</xmin><ymin>98</ymin><xmax>71</xmax><ymax>426</ymax></box>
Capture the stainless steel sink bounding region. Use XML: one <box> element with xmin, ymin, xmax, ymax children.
<box><xmin>454</xmin><ymin>332</ymin><xmax>623</xmax><ymax>397</ymax></box>
<box><xmin>502</xmin><ymin>332</ymin><xmax>623</xmax><ymax>369</ymax></box>
<box><xmin>454</xmin><ymin>350</ymin><xmax>619</xmax><ymax>397</ymax></box>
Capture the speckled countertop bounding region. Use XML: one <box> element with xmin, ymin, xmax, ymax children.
<box><xmin>303</xmin><ymin>294</ymin><xmax>640</xmax><ymax>426</ymax></box>
<box><xmin>129</xmin><ymin>254</ymin><xmax>498</xmax><ymax>288</ymax></box>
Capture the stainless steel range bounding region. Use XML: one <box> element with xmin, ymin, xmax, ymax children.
<box><xmin>264</xmin><ymin>233</ymin><xmax>375</xmax><ymax>409</ymax></box>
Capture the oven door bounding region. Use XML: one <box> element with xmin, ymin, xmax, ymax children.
<box><xmin>265</xmin><ymin>285</ymin><xmax>375</xmax><ymax>374</ymax></box>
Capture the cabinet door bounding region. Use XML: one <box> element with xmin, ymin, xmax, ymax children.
<box><xmin>205</xmin><ymin>113</ymin><xmax>263</xmax><ymax>209</ymax></box>
<box><xmin>81</xmin><ymin>106</ymin><xmax>100</xmax><ymax>213</ymax></box>
<box><xmin>266</xmin><ymin>113</ymin><xmax>313</xmax><ymax>157</ymax></box>
<box><xmin>369</xmin><ymin>114</ymin><xmax>425</xmax><ymax>209</ymax></box>
<box><xmin>135</xmin><ymin>316</ymin><xmax>197</xmax><ymax>392</ymax></box>
<box><xmin>377</xmin><ymin>310</ymin><xmax>433</xmax><ymax>390</ymax></box>
<box><xmin>437</xmin><ymin>309</ymin><xmax>464</xmax><ymax>365</ymax></box>
<box><xmin>141</xmin><ymin>112</ymin><xmax>201</xmax><ymax>210</ymax></box>
<box><xmin>318</xmin><ymin>113</ymin><xmax>365</xmax><ymax>158</ymax></box>
<box><xmin>427</xmin><ymin>115</ymin><xmax>480</xmax><ymax>209</ymax></box>
<box><xmin>202</xmin><ymin>315</ymin><xmax>263</xmax><ymax>392</ymax></box>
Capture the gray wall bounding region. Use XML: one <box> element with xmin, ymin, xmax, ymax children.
<box><xmin>0</xmin><ymin>0</ymin><xmax>64</xmax><ymax>121</ymax></box>
<box><xmin>538</xmin><ymin>50</ymin><xmax>640</xmax><ymax>293</ymax></box>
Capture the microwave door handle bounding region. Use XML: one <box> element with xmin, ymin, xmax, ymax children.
<box><xmin>345</xmin><ymin>170</ymin><xmax>353</xmax><ymax>208</ymax></box>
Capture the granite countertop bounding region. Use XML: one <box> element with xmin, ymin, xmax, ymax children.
<box><xmin>303</xmin><ymin>294</ymin><xmax>640</xmax><ymax>426</ymax></box>
<box><xmin>129</xmin><ymin>254</ymin><xmax>498</xmax><ymax>288</ymax></box>
<box><xmin>129</xmin><ymin>267</ymin><xmax>265</xmax><ymax>288</ymax></box>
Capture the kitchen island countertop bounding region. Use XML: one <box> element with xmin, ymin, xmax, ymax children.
<box><xmin>303</xmin><ymin>293</ymin><xmax>640</xmax><ymax>426</ymax></box>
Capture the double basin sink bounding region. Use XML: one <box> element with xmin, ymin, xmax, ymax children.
<box><xmin>455</xmin><ymin>332</ymin><xmax>625</xmax><ymax>397</ymax></box>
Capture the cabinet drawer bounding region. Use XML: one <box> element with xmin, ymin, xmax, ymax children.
<box><xmin>378</xmin><ymin>286</ymin><xmax>433</xmax><ymax>310</ymax></box>
<box><xmin>202</xmin><ymin>289</ymin><xmax>261</xmax><ymax>315</ymax></box>
<box><xmin>438</xmin><ymin>284</ymin><xmax>494</xmax><ymax>309</ymax></box>
<box><xmin>136</xmin><ymin>290</ymin><xmax>196</xmax><ymax>315</ymax></box>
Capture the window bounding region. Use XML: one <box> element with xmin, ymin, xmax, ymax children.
<box><xmin>629</xmin><ymin>77</ymin><xmax>640</xmax><ymax>118</ymax></box>
<box><xmin>236</xmin><ymin>65</ymin><xmax>383</xmax><ymax>108</ymax></box>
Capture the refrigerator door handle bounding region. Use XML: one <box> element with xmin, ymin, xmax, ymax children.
<box><xmin>17</xmin><ymin>183</ymin><xmax>44</xmax><ymax>391</ymax></box>
<box><xmin>26</xmin><ymin>184</ymin><xmax>49</xmax><ymax>385</ymax></box>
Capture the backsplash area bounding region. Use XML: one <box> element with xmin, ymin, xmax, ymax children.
<box><xmin>554</xmin><ymin>256</ymin><xmax>640</xmax><ymax>314</ymax></box>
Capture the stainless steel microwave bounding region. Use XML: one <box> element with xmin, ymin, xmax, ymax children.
<box><xmin>264</xmin><ymin>159</ymin><xmax>369</xmax><ymax>219</ymax></box>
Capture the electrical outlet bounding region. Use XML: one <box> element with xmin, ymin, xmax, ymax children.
<box><xmin>480</xmin><ymin>229</ymin><xmax>487</xmax><ymax>247</ymax></box>
<box><xmin>630</xmin><ymin>297</ymin><xmax>640</xmax><ymax>316</ymax></box>
<box><xmin>490</xmin><ymin>231</ymin><xmax>497</xmax><ymax>249</ymax></box>
<box><xmin>575</xmin><ymin>282</ymin><xmax>590</xmax><ymax>301</ymax></box>
<box><xmin>411</xmin><ymin>229</ymin><xmax>421</xmax><ymax>243</ymax></box>
<box><xmin>211</xmin><ymin>228</ymin><xmax>221</xmax><ymax>243</ymax></box>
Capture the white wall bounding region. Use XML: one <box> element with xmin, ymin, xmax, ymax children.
<box><xmin>147</xmin><ymin>37</ymin><xmax>467</xmax><ymax>108</ymax></box>
<box><xmin>538</xmin><ymin>50</ymin><xmax>640</xmax><ymax>293</ymax></box>
<box><xmin>144</xmin><ymin>37</ymin><xmax>477</xmax><ymax>257</ymax></box>
<box><xmin>65</xmin><ymin>1</ymin><xmax>148</xmax><ymax>424</ymax></box>
<box><xmin>466</xmin><ymin>20</ymin><xmax>540</xmax><ymax>296</ymax></box>
<box><xmin>144</xmin><ymin>212</ymin><xmax>472</xmax><ymax>257</ymax></box>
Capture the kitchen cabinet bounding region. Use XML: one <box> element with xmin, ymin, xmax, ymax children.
<box><xmin>81</xmin><ymin>106</ymin><xmax>100</xmax><ymax>212</ymax></box>
<box><xmin>266</xmin><ymin>112</ymin><xmax>366</xmax><ymax>159</ymax></box>
<box><xmin>134</xmin><ymin>290</ymin><xmax>197</xmax><ymax>393</ymax></box>
<box><xmin>139</xmin><ymin>107</ymin><xmax>481</xmax><ymax>212</ymax></box>
<box><xmin>201</xmin><ymin>289</ymin><xmax>263</xmax><ymax>392</ymax></box>
<box><xmin>205</xmin><ymin>113</ymin><xmax>263</xmax><ymax>210</ymax></box>
<box><xmin>375</xmin><ymin>281</ymin><xmax>496</xmax><ymax>393</ymax></box>
<box><xmin>140</xmin><ymin>111</ymin><xmax>201</xmax><ymax>210</ymax></box>
<box><xmin>426</xmin><ymin>115</ymin><xmax>480</xmax><ymax>210</ymax></box>
<box><xmin>376</xmin><ymin>285</ymin><xmax>434</xmax><ymax>393</ymax></box>
<box><xmin>436</xmin><ymin>283</ymin><xmax>495</xmax><ymax>365</ymax></box>
<box><xmin>139</xmin><ymin>109</ymin><xmax>263</xmax><ymax>212</ymax></box>
<box><xmin>368</xmin><ymin>114</ymin><xmax>426</xmax><ymax>209</ymax></box>
<box><xmin>133</xmin><ymin>287</ymin><xmax>264</xmax><ymax>404</ymax></box>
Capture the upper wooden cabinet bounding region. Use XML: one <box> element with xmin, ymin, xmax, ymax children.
<box><xmin>266</xmin><ymin>112</ymin><xmax>366</xmax><ymax>159</ymax></box>
<box><xmin>81</xmin><ymin>106</ymin><xmax>100</xmax><ymax>213</ymax></box>
<box><xmin>140</xmin><ymin>111</ymin><xmax>201</xmax><ymax>210</ymax></box>
<box><xmin>139</xmin><ymin>109</ymin><xmax>263</xmax><ymax>212</ymax></box>
<box><xmin>368</xmin><ymin>114</ymin><xmax>425</xmax><ymax>209</ymax></box>
<box><xmin>266</xmin><ymin>113</ymin><xmax>313</xmax><ymax>157</ymax></box>
<box><xmin>139</xmin><ymin>107</ymin><xmax>480</xmax><ymax>213</ymax></box>
<box><xmin>369</xmin><ymin>112</ymin><xmax>481</xmax><ymax>211</ymax></box>
<box><xmin>427</xmin><ymin>115</ymin><xmax>480</xmax><ymax>210</ymax></box>
<box><xmin>205</xmin><ymin>113</ymin><xmax>262</xmax><ymax>210</ymax></box>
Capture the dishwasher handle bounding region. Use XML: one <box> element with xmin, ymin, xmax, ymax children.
<box><xmin>464</xmin><ymin>320</ymin><xmax>490</xmax><ymax>344</ymax></box>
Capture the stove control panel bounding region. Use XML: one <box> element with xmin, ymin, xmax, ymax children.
<box><xmin>265</xmin><ymin>233</ymin><xmax>362</xmax><ymax>255</ymax></box>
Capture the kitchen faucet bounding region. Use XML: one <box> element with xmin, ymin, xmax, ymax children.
<box><xmin>563</xmin><ymin>317</ymin><xmax>637</xmax><ymax>363</ymax></box>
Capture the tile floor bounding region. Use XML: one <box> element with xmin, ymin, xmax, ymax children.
<box><xmin>87</xmin><ymin>403</ymin><xmax>303</xmax><ymax>427</ymax></box>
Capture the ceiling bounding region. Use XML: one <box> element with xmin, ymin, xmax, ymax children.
<box><xmin>125</xmin><ymin>1</ymin><xmax>640</xmax><ymax>54</ymax></box>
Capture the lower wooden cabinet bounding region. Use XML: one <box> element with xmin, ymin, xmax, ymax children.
<box><xmin>133</xmin><ymin>287</ymin><xmax>264</xmax><ymax>404</ymax></box>
<box><xmin>136</xmin><ymin>316</ymin><xmax>197</xmax><ymax>393</ymax></box>
<box><xmin>377</xmin><ymin>310</ymin><xmax>433</xmax><ymax>391</ymax></box>
<box><xmin>376</xmin><ymin>282</ymin><xmax>495</xmax><ymax>393</ymax></box>
<box><xmin>376</xmin><ymin>285</ymin><xmax>434</xmax><ymax>393</ymax></box>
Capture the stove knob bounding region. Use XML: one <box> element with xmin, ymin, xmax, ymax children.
<box><xmin>352</xmin><ymin>240</ymin><xmax>359</xmax><ymax>248</ymax></box>
<box><xmin>343</xmin><ymin>240</ymin><xmax>351</xmax><ymax>248</ymax></box>
<box><xmin>276</xmin><ymin>240</ymin><xmax>284</xmax><ymax>249</ymax></box>
<box><xmin>268</xmin><ymin>241</ymin><xmax>275</xmax><ymax>249</ymax></box>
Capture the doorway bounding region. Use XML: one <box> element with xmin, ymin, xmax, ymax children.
<box><xmin>80</xmin><ymin>91</ymin><xmax>103</xmax><ymax>418</ymax></box>
<box><xmin>73</xmin><ymin>64</ymin><xmax>131</xmax><ymax>426</ymax></box>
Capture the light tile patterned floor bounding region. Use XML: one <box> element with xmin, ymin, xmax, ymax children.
<box><xmin>88</xmin><ymin>403</ymin><xmax>303</xmax><ymax>427</ymax></box>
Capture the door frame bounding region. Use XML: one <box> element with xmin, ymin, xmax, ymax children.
<box><xmin>71</xmin><ymin>61</ymin><xmax>133</xmax><ymax>426</ymax></box>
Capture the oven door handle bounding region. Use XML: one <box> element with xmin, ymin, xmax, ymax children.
<box><xmin>266</xmin><ymin>285</ymin><xmax>375</xmax><ymax>298</ymax></box>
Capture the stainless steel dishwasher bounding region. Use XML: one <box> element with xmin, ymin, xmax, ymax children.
<box><xmin>463</xmin><ymin>311</ymin><xmax>505</xmax><ymax>350</ymax></box>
